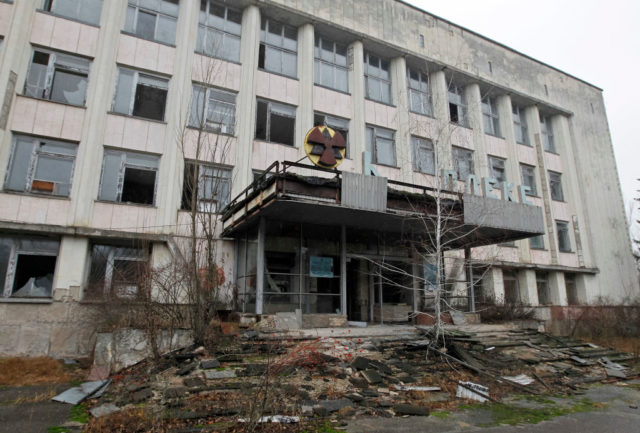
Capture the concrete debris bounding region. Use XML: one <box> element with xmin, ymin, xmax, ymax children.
<box><xmin>456</xmin><ymin>381</ymin><xmax>489</xmax><ymax>402</ymax></box>
<box><xmin>362</xmin><ymin>369</ymin><xmax>382</xmax><ymax>384</ymax></box>
<box><xmin>52</xmin><ymin>380</ymin><xmax>110</xmax><ymax>405</ymax></box>
<box><xmin>393</xmin><ymin>385</ymin><xmax>441</xmax><ymax>392</ymax></box>
<box><xmin>393</xmin><ymin>404</ymin><xmax>430</xmax><ymax>416</ymax></box>
<box><xmin>90</xmin><ymin>403</ymin><xmax>121</xmax><ymax>418</ymax></box>
<box><xmin>204</xmin><ymin>369</ymin><xmax>236</xmax><ymax>380</ymax></box>
<box><xmin>200</xmin><ymin>358</ymin><xmax>221</xmax><ymax>369</ymax></box>
<box><xmin>237</xmin><ymin>415</ymin><xmax>300</xmax><ymax>423</ymax></box>
<box><xmin>501</xmin><ymin>374</ymin><xmax>535</xmax><ymax>386</ymax></box>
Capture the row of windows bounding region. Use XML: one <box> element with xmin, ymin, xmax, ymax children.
<box><xmin>503</xmin><ymin>270</ymin><xmax>578</xmax><ymax>305</ymax></box>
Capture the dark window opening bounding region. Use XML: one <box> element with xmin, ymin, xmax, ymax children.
<box><xmin>133</xmin><ymin>84</ymin><xmax>167</xmax><ymax>121</ymax></box>
<box><xmin>121</xmin><ymin>167</ymin><xmax>156</xmax><ymax>204</ymax></box>
<box><xmin>258</xmin><ymin>43</ymin><xmax>266</xmax><ymax>69</ymax></box>
<box><xmin>270</xmin><ymin>113</ymin><xmax>295</xmax><ymax>145</ymax></box>
<box><xmin>33</xmin><ymin>51</ymin><xmax>50</xmax><ymax>66</ymax></box>
<box><xmin>449</xmin><ymin>102</ymin><xmax>459</xmax><ymax>123</ymax></box>
<box><xmin>181</xmin><ymin>162</ymin><xmax>197</xmax><ymax>211</ymax></box>
<box><xmin>11</xmin><ymin>255</ymin><xmax>56</xmax><ymax>298</ymax></box>
<box><xmin>255</xmin><ymin>100</ymin><xmax>268</xmax><ymax>140</ymax></box>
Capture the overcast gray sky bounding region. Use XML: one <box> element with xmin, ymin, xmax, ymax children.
<box><xmin>405</xmin><ymin>0</ymin><xmax>640</xmax><ymax>207</ymax></box>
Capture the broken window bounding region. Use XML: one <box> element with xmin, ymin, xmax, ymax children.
<box><xmin>42</xmin><ymin>0</ymin><xmax>103</xmax><ymax>25</ymax></box>
<box><xmin>24</xmin><ymin>48</ymin><xmax>90</xmax><ymax>106</ymax></box>
<box><xmin>197</xmin><ymin>1</ymin><xmax>241</xmax><ymax>62</ymax></box>
<box><xmin>520</xmin><ymin>163</ymin><xmax>537</xmax><ymax>196</ymax></box>
<box><xmin>366</xmin><ymin>125</ymin><xmax>395</xmax><ymax>166</ymax></box>
<box><xmin>481</xmin><ymin>96</ymin><xmax>500</xmax><ymax>136</ymax></box>
<box><xmin>411</xmin><ymin>136</ymin><xmax>435</xmax><ymax>175</ymax></box>
<box><xmin>181</xmin><ymin>162</ymin><xmax>231</xmax><ymax>213</ymax></box>
<box><xmin>5</xmin><ymin>135</ymin><xmax>77</xmax><ymax>197</ymax></box>
<box><xmin>529</xmin><ymin>235</ymin><xmax>544</xmax><ymax>250</ymax></box>
<box><xmin>565</xmin><ymin>273</ymin><xmax>579</xmax><ymax>305</ymax></box>
<box><xmin>86</xmin><ymin>243</ymin><xmax>149</xmax><ymax>299</ymax></box>
<box><xmin>512</xmin><ymin>104</ymin><xmax>529</xmax><ymax>145</ymax></box>
<box><xmin>189</xmin><ymin>84</ymin><xmax>236</xmax><ymax>134</ymax></box>
<box><xmin>314</xmin><ymin>35</ymin><xmax>348</xmax><ymax>93</ymax></box>
<box><xmin>448</xmin><ymin>85</ymin><xmax>467</xmax><ymax>126</ymax></box>
<box><xmin>540</xmin><ymin>114</ymin><xmax>556</xmax><ymax>153</ymax></box>
<box><xmin>258</xmin><ymin>17</ymin><xmax>297</xmax><ymax>78</ymax></box>
<box><xmin>488</xmin><ymin>155</ymin><xmax>506</xmax><ymax>184</ymax></box>
<box><xmin>536</xmin><ymin>272</ymin><xmax>550</xmax><ymax>304</ymax></box>
<box><xmin>98</xmin><ymin>150</ymin><xmax>159</xmax><ymax>205</ymax></box>
<box><xmin>112</xmin><ymin>68</ymin><xmax>168</xmax><ymax>121</ymax></box>
<box><xmin>502</xmin><ymin>270</ymin><xmax>520</xmax><ymax>304</ymax></box>
<box><xmin>314</xmin><ymin>113</ymin><xmax>349</xmax><ymax>156</ymax></box>
<box><xmin>556</xmin><ymin>220</ymin><xmax>571</xmax><ymax>252</ymax></box>
<box><xmin>255</xmin><ymin>99</ymin><xmax>296</xmax><ymax>146</ymax></box>
<box><xmin>364</xmin><ymin>52</ymin><xmax>391</xmax><ymax>104</ymax></box>
<box><xmin>452</xmin><ymin>146</ymin><xmax>474</xmax><ymax>180</ymax></box>
<box><xmin>0</xmin><ymin>236</ymin><xmax>59</xmax><ymax>298</ymax></box>
<box><xmin>124</xmin><ymin>0</ymin><xmax>179</xmax><ymax>45</ymax></box>
<box><xmin>549</xmin><ymin>170</ymin><xmax>564</xmax><ymax>201</ymax></box>
<box><xmin>407</xmin><ymin>67</ymin><xmax>431</xmax><ymax>116</ymax></box>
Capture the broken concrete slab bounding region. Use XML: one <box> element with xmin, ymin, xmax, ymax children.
<box><xmin>165</xmin><ymin>387</ymin><xmax>187</xmax><ymax>398</ymax></box>
<box><xmin>204</xmin><ymin>369</ymin><xmax>236</xmax><ymax>380</ymax></box>
<box><xmin>52</xmin><ymin>380</ymin><xmax>109</xmax><ymax>405</ymax></box>
<box><xmin>362</xmin><ymin>369</ymin><xmax>382</xmax><ymax>384</ymax></box>
<box><xmin>90</xmin><ymin>403</ymin><xmax>120</xmax><ymax>418</ymax></box>
<box><xmin>393</xmin><ymin>385</ymin><xmax>441</xmax><ymax>392</ymax></box>
<box><xmin>317</xmin><ymin>399</ymin><xmax>354</xmax><ymax>412</ymax></box>
<box><xmin>393</xmin><ymin>404</ymin><xmax>430</xmax><ymax>416</ymax></box>
<box><xmin>351</xmin><ymin>356</ymin><xmax>371</xmax><ymax>371</ymax></box>
<box><xmin>176</xmin><ymin>362</ymin><xmax>196</xmax><ymax>376</ymax></box>
<box><xmin>183</xmin><ymin>377</ymin><xmax>204</xmax><ymax>387</ymax></box>
<box><xmin>200</xmin><ymin>359</ymin><xmax>220</xmax><ymax>369</ymax></box>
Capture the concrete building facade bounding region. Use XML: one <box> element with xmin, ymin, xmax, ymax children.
<box><xmin>0</xmin><ymin>0</ymin><xmax>636</xmax><ymax>357</ymax></box>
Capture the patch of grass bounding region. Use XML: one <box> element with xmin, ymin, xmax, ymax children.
<box><xmin>70</xmin><ymin>403</ymin><xmax>89</xmax><ymax>424</ymax></box>
<box><xmin>302</xmin><ymin>420</ymin><xmax>344</xmax><ymax>433</ymax></box>
<box><xmin>517</xmin><ymin>394</ymin><xmax>557</xmax><ymax>405</ymax></box>
<box><xmin>47</xmin><ymin>427</ymin><xmax>69</xmax><ymax>433</ymax></box>
<box><xmin>0</xmin><ymin>357</ymin><xmax>71</xmax><ymax>386</ymax></box>
<box><xmin>430</xmin><ymin>410</ymin><xmax>451</xmax><ymax>419</ymax></box>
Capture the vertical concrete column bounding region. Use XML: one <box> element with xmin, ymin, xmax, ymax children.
<box><xmin>296</xmin><ymin>23</ymin><xmax>314</xmax><ymax>158</ymax></box>
<box><xmin>484</xmin><ymin>267</ymin><xmax>505</xmax><ymax>304</ymax></box>
<box><xmin>70</xmin><ymin>0</ymin><xmax>128</xmax><ymax>225</ymax></box>
<box><xmin>517</xmin><ymin>269</ymin><xmax>539</xmax><ymax>306</ymax></box>
<box><xmin>429</xmin><ymin>70</ymin><xmax>451</xmax><ymax>170</ymax></box>
<box><xmin>348</xmin><ymin>40</ymin><xmax>365</xmax><ymax>173</ymax></box>
<box><xmin>390</xmin><ymin>56</ymin><xmax>411</xmax><ymax>181</ymax></box>
<box><xmin>495</xmin><ymin>95</ymin><xmax>520</xmax><ymax>186</ymax></box>
<box><xmin>232</xmin><ymin>5</ymin><xmax>261</xmax><ymax>195</ymax></box>
<box><xmin>340</xmin><ymin>225</ymin><xmax>347</xmax><ymax>315</ymax></box>
<box><xmin>554</xmin><ymin>115</ymin><xmax>592</xmax><ymax>268</ymax></box>
<box><xmin>156</xmin><ymin>0</ymin><xmax>200</xmax><ymax>231</ymax></box>
<box><xmin>255</xmin><ymin>217</ymin><xmax>265</xmax><ymax>315</ymax></box>
<box><xmin>549</xmin><ymin>271</ymin><xmax>568</xmax><ymax>306</ymax></box>
<box><xmin>575</xmin><ymin>274</ymin><xmax>590</xmax><ymax>304</ymax></box>
<box><xmin>464</xmin><ymin>83</ymin><xmax>487</xmax><ymax>178</ymax></box>
<box><xmin>53</xmin><ymin>237</ymin><xmax>89</xmax><ymax>301</ymax></box>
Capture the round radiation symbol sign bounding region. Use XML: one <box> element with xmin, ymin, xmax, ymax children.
<box><xmin>304</xmin><ymin>126</ymin><xmax>347</xmax><ymax>169</ymax></box>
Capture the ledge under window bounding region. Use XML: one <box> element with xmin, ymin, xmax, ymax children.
<box><xmin>0</xmin><ymin>298</ymin><xmax>53</xmax><ymax>304</ymax></box>
<box><xmin>19</xmin><ymin>94</ymin><xmax>87</xmax><ymax>109</ymax></box>
<box><xmin>107</xmin><ymin>111</ymin><xmax>168</xmax><ymax>125</ymax></box>
<box><xmin>36</xmin><ymin>9</ymin><xmax>101</xmax><ymax>28</ymax></box>
<box><xmin>120</xmin><ymin>31</ymin><xmax>176</xmax><ymax>48</ymax></box>
<box><xmin>365</xmin><ymin>97</ymin><xmax>395</xmax><ymax>108</ymax></box>
<box><xmin>257</xmin><ymin>68</ymin><xmax>299</xmax><ymax>81</ymax></box>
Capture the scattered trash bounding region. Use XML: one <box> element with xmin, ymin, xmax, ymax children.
<box><xmin>456</xmin><ymin>381</ymin><xmax>489</xmax><ymax>402</ymax></box>
<box><xmin>502</xmin><ymin>374</ymin><xmax>534</xmax><ymax>386</ymax></box>
<box><xmin>393</xmin><ymin>385</ymin><xmax>441</xmax><ymax>392</ymax></box>
<box><xmin>485</xmin><ymin>346</ymin><xmax>495</xmax><ymax>351</ymax></box>
<box><xmin>238</xmin><ymin>415</ymin><xmax>300</xmax><ymax>423</ymax></box>
<box><xmin>53</xmin><ymin>380</ymin><xmax>110</xmax><ymax>405</ymax></box>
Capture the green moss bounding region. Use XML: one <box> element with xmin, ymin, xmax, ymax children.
<box><xmin>69</xmin><ymin>403</ymin><xmax>89</xmax><ymax>424</ymax></box>
<box><xmin>47</xmin><ymin>427</ymin><xmax>69</xmax><ymax>433</ymax></box>
<box><xmin>517</xmin><ymin>394</ymin><xmax>557</xmax><ymax>405</ymax></box>
<box><xmin>471</xmin><ymin>398</ymin><xmax>601</xmax><ymax>427</ymax></box>
<box><xmin>302</xmin><ymin>420</ymin><xmax>345</xmax><ymax>433</ymax></box>
<box><xmin>430</xmin><ymin>410</ymin><xmax>451</xmax><ymax>419</ymax></box>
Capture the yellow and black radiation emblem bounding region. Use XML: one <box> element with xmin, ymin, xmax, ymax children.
<box><xmin>304</xmin><ymin>126</ymin><xmax>346</xmax><ymax>169</ymax></box>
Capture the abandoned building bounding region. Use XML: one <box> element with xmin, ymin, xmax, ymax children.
<box><xmin>0</xmin><ymin>0</ymin><xmax>637</xmax><ymax>357</ymax></box>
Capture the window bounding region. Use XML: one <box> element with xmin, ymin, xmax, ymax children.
<box><xmin>314</xmin><ymin>36</ymin><xmax>348</xmax><ymax>92</ymax></box>
<box><xmin>529</xmin><ymin>235</ymin><xmax>544</xmax><ymax>250</ymax></box>
<box><xmin>189</xmin><ymin>84</ymin><xmax>236</xmax><ymax>134</ymax></box>
<box><xmin>512</xmin><ymin>104</ymin><xmax>529</xmax><ymax>145</ymax></box>
<box><xmin>112</xmin><ymin>68</ymin><xmax>169</xmax><ymax>121</ymax></box>
<box><xmin>181</xmin><ymin>162</ymin><xmax>231</xmax><ymax>213</ymax></box>
<box><xmin>536</xmin><ymin>272</ymin><xmax>550</xmax><ymax>305</ymax></box>
<box><xmin>503</xmin><ymin>270</ymin><xmax>520</xmax><ymax>304</ymax></box>
<box><xmin>5</xmin><ymin>135</ymin><xmax>77</xmax><ymax>197</ymax></box>
<box><xmin>255</xmin><ymin>99</ymin><xmax>296</xmax><ymax>146</ymax></box>
<box><xmin>481</xmin><ymin>96</ymin><xmax>500</xmax><ymax>136</ymax></box>
<box><xmin>452</xmin><ymin>146</ymin><xmax>474</xmax><ymax>180</ymax></box>
<box><xmin>520</xmin><ymin>164</ymin><xmax>537</xmax><ymax>196</ymax></box>
<box><xmin>565</xmin><ymin>273</ymin><xmax>579</xmax><ymax>305</ymax></box>
<box><xmin>86</xmin><ymin>243</ymin><xmax>149</xmax><ymax>299</ymax></box>
<box><xmin>259</xmin><ymin>17</ymin><xmax>297</xmax><ymax>78</ymax></box>
<box><xmin>549</xmin><ymin>171</ymin><xmax>564</xmax><ymax>201</ymax></box>
<box><xmin>411</xmin><ymin>136</ymin><xmax>435</xmax><ymax>175</ymax></box>
<box><xmin>196</xmin><ymin>1</ymin><xmax>241</xmax><ymax>62</ymax></box>
<box><xmin>366</xmin><ymin>125</ymin><xmax>395</xmax><ymax>166</ymax></box>
<box><xmin>364</xmin><ymin>52</ymin><xmax>391</xmax><ymax>104</ymax></box>
<box><xmin>556</xmin><ymin>220</ymin><xmax>571</xmax><ymax>252</ymax></box>
<box><xmin>314</xmin><ymin>113</ymin><xmax>349</xmax><ymax>156</ymax></box>
<box><xmin>0</xmin><ymin>236</ymin><xmax>59</xmax><ymax>298</ymax></box>
<box><xmin>488</xmin><ymin>156</ymin><xmax>506</xmax><ymax>184</ymax></box>
<box><xmin>448</xmin><ymin>85</ymin><xmax>467</xmax><ymax>126</ymax></box>
<box><xmin>98</xmin><ymin>150</ymin><xmax>159</xmax><ymax>205</ymax></box>
<box><xmin>124</xmin><ymin>0</ymin><xmax>179</xmax><ymax>45</ymax></box>
<box><xmin>24</xmin><ymin>49</ymin><xmax>90</xmax><ymax>106</ymax></box>
<box><xmin>540</xmin><ymin>114</ymin><xmax>556</xmax><ymax>153</ymax></box>
<box><xmin>42</xmin><ymin>0</ymin><xmax>103</xmax><ymax>25</ymax></box>
<box><xmin>407</xmin><ymin>67</ymin><xmax>431</xmax><ymax>116</ymax></box>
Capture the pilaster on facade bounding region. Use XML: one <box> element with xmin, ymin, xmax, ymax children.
<box><xmin>485</xmin><ymin>267</ymin><xmax>505</xmax><ymax>304</ymax></box>
<box><xmin>295</xmin><ymin>23</ymin><xmax>314</xmax><ymax>161</ymax></box>
<box><xmin>549</xmin><ymin>271</ymin><xmax>568</xmax><ymax>306</ymax></box>
<box><xmin>390</xmin><ymin>56</ymin><xmax>411</xmax><ymax>181</ymax></box>
<box><xmin>429</xmin><ymin>70</ymin><xmax>452</xmax><ymax>170</ymax></box>
<box><xmin>347</xmin><ymin>40</ymin><xmax>365</xmax><ymax>174</ymax></box>
<box><xmin>53</xmin><ymin>236</ymin><xmax>89</xmax><ymax>302</ymax></box>
<box><xmin>518</xmin><ymin>269</ymin><xmax>539</xmax><ymax>306</ymax></box>
<box><xmin>464</xmin><ymin>83</ymin><xmax>486</xmax><ymax>178</ymax></box>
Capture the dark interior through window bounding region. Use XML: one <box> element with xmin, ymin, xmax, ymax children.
<box><xmin>121</xmin><ymin>167</ymin><xmax>155</xmax><ymax>204</ymax></box>
<box><xmin>11</xmin><ymin>255</ymin><xmax>56</xmax><ymax>297</ymax></box>
<box><xmin>133</xmin><ymin>84</ymin><xmax>167</xmax><ymax>121</ymax></box>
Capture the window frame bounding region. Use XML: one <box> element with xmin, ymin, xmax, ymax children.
<box><xmin>512</xmin><ymin>104</ymin><xmax>530</xmax><ymax>145</ymax></box>
<box><xmin>540</xmin><ymin>114</ymin><xmax>556</xmax><ymax>153</ymax></box>
<box><xmin>189</xmin><ymin>83</ymin><xmax>237</xmax><ymax>135</ymax></box>
<box><xmin>536</xmin><ymin>271</ymin><xmax>550</xmax><ymax>305</ymax></box>
<box><xmin>41</xmin><ymin>0</ymin><xmax>103</xmax><ymax>26</ymax></box>
<box><xmin>181</xmin><ymin>161</ymin><xmax>232</xmax><ymax>213</ymax></box>
<box><xmin>549</xmin><ymin>170</ymin><xmax>564</xmax><ymax>201</ymax></box>
<box><xmin>24</xmin><ymin>48</ymin><xmax>90</xmax><ymax>107</ymax></box>
<box><xmin>254</xmin><ymin>98</ymin><xmax>297</xmax><ymax>146</ymax></box>
<box><xmin>98</xmin><ymin>149</ymin><xmax>160</xmax><ymax>206</ymax></box>
<box><xmin>519</xmin><ymin>163</ymin><xmax>537</xmax><ymax>196</ymax></box>
<box><xmin>196</xmin><ymin>1</ymin><xmax>242</xmax><ymax>62</ymax></box>
<box><xmin>86</xmin><ymin>243</ymin><xmax>150</xmax><ymax>300</ymax></box>
<box><xmin>258</xmin><ymin>16</ymin><xmax>298</xmax><ymax>78</ymax></box>
<box><xmin>0</xmin><ymin>236</ymin><xmax>59</xmax><ymax>299</ymax></box>
<box><xmin>124</xmin><ymin>0</ymin><xmax>179</xmax><ymax>45</ymax></box>
<box><xmin>488</xmin><ymin>155</ymin><xmax>506</xmax><ymax>184</ymax></box>
<box><xmin>314</xmin><ymin>113</ymin><xmax>349</xmax><ymax>157</ymax></box>
<box><xmin>366</xmin><ymin>125</ymin><xmax>396</xmax><ymax>167</ymax></box>
<box><xmin>481</xmin><ymin>96</ymin><xmax>500</xmax><ymax>137</ymax></box>
<box><xmin>364</xmin><ymin>52</ymin><xmax>392</xmax><ymax>105</ymax></box>
<box><xmin>111</xmin><ymin>67</ymin><xmax>169</xmax><ymax>121</ymax></box>
<box><xmin>407</xmin><ymin>67</ymin><xmax>432</xmax><ymax>116</ymax></box>
<box><xmin>314</xmin><ymin>35</ymin><xmax>348</xmax><ymax>93</ymax></box>
<box><xmin>556</xmin><ymin>220</ymin><xmax>571</xmax><ymax>252</ymax></box>
<box><xmin>448</xmin><ymin>85</ymin><xmax>467</xmax><ymax>127</ymax></box>
<box><xmin>452</xmin><ymin>146</ymin><xmax>474</xmax><ymax>180</ymax></box>
<box><xmin>411</xmin><ymin>136</ymin><xmax>435</xmax><ymax>175</ymax></box>
<box><xmin>4</xmin><ymin>135</ymin><xmax>77</xmax><ymax>197</ymax></box>
<box><xmin>529</xmin><ymin>235</ymin><xmax>545</xmax><ymax>250</ymax></box>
